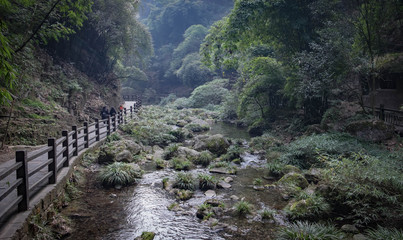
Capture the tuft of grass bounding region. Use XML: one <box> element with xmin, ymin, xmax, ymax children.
<box><xmin>285</xmin><ymin>192</ymin><xmax>331</xmax><ymax>220</ymax></box>
<box><xmin>106</xmin><ymin>132</ymin><xmax>121</xmax><ymax>142</ymax></box>
<box><xmin>365</xmin><ymin>226</ymin><xmax>403</xmax><ymax>240</ymax></box>
<box><xmin>234</xmin><ymin>200</ymin><xmax>252</xmax><ymax>216</ymax></box>
<box><xmin>198</xmin><ymin>174</ymin><xmax>217</xmax><ymax>190</ymax></box>
<box><xmin>260</xmin><ymin>208</ymin><xmax>276</xmax><ymax>220</ymax></box>
<box><xmin>253</xmin><ymin>178</ymin><xmax>263</xmax><ymax>186</ymax></box>
<box><xmin>276</xmin><ymin>221</ymin><xmax>345</xmax><ymax>240</ymax></box>
<box><xmin>193</xmin><ymin>151</ymin><xmax>213</xmax><ymax>167</ymax></box>
<box><xmin>155</xmin><ymin>158</ymin><xmax>165</xmax><ymax>169</ymax></box>
<box><xmin>171</xmin><ymin>157</ymin><xmax>192</xmax><ymax>171</ymax></box>
<box><xmin>163</xmin><ymin>144</ymin><xmax>179</xmax><ymax>160</ymax></box>
<box><xmin>99</xmin><ymin>162</ymin><xmax>143</xmax><ymax>187</ymax></box>
<box><xmin>173</xmin><ymin>172</ymin><xmax>195</xmax><ymax>190</ymax></box>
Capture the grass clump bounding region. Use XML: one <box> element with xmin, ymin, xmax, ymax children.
<box><xmin>171</xmin><ymin>157</ymin><xmax>192</xmax><ymax>171</ymax></box>
<box><xmin>198</xmin><ymin>174</ymin><xmax>217</xmax><ymax>190</ymax></box>
<box><xmin>365</xmin><ymin>226</ymin><xmax>403</xmax><ymax>240</ymax></box>
<box><xmin>253</xmin><ymin>178</ymin><xmax>263</xmax><ymax>186</ymax></box>
<box><xmin>163</xmin><ymin>144</ymin><xmax>179</xmax><ymax>160</ymax></box>
<box><xmin>173</xmin><ymin>172</ymin><xmax>195</xmax><ymax>190</ymax></box>
<box><xmin>260</xmin><ymin>208</ymin><xmax>276</xmax><ymax>220</ymax></box>
<box><xmin>140</xmin><ymin>231</ymin><xmax>155</xmax><ymax>240</ymax></box>
<box><xmin>193</xmin><ymin>150</ymin><xmax>213</xmax><ymax>167</ymax></box>
<box><xmin>99</xmin><ymin>162</ymin><xmax>143</xmax><ymax>187</ymax></box>
<box><xmin>285</xmin><ymin>192</ymin><xmax>331</xmax><ymax>220</ymax></box>
<box><xmin>220</xmin><ymin>145</ymin><xmax>244</xmax><ymax>162</ymax></box>
<box><xmin>155</xmin><ymin>158</ymin><xmax>165</xmax><ymax>169</ymax></box>
<box><xmin>234</xmin><ymin>200</ymin><xmax>252</xmax><ymax>216</ymax></box>
<box><xmin>276</xmin><ymin>221</ymin><xmax>344</xmax><ymax>240</ymax></box>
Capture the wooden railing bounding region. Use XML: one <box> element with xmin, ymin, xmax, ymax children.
<box><xmin>122</xmin><ymin>95</ymin><xmax>142</xmax><ymax>109</ymax></box>
<box><xmin>364</xmin><ymin>104</ymin><xmax>403</xmax><ymax>127</ymax></box>
<box><xmin>0</xmin><ymin>103</ymin><xmax>140</xmax><ymax>222</ymax></box>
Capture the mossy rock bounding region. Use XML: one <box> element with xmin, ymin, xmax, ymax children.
<box><xmin>205</xmin><ymin>134</ymin><xmax>230</xmax><ymax>156</ymax></box>
<box><xmin>278</xmin><ymin>172</ymin><xmax>309</xmax><ymax>189</ymax></box>
<box><xmin>175</xmin><ymin>189</ymin><xmax>194</xmax><ymax>201</ymax></box>
<box><xmin>283</xmin><ymin>165</ymin><xmax>301</xmax><ymax>174</ymax></box>
<box><xmin>98</xmin><ymin>140</ymin><xmax>142</xmax><ymax>164</ymax></box>
<box><xmin>135</xmin><ymin>232</ymin><xmax>155</xmax><ymax>240</ymax></box>
<box><xmin>345</xmin><ymin>120</ymin><xmax>394</xmax><ymax>142</ymax></box>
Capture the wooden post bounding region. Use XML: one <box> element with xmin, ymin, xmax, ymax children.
<box><xmin>48</xmin><ymin>138</ymin><xmax>57</xmax><ymax>184</ymax></box>
<box><xmin>380</xmin><ymin>104</ymin><xmax>385</xmax><ymax>121</ymax></box>
<box><xmin>124</xmin><ymin>108</ymin><xmax>127</xmax><ymax>124</ymax></box>
<box><xmin>130</xmin><ymin>106</ymin><xmax>133</xmax><ymax>119</ymax></box>
<box><xmin>62</xmin><ymin>130</ymin><xmax>69</xmax><ymax>167</ymax></box>
<box><xmin>107</xmin><ymin>116</ymin><xmax>111</xmax><ymax>136</ymax></box>
<box><xmin>16</xmin><ymin>151</ymin><xmax>29</xmax><ymax>211</ymax></box>
<box><xmin>95</xmin><ymin>119</ymin><xmax>100</xmax><ymax>141</ymax></box>
<box><xmin>84</xmin><ymin>122</ymin><xmax>89</xmax><ymax>148</ymax></box>
<box><xmin>72</xmin><ymin>126</ymin><xmax>78</xmax><ymax>156</ymax></box>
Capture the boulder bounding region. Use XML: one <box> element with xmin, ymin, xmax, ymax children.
<box><xmin>278</xmin><ymin>172</ymin><xmax>309</xmax><ymax>189</ymax></box>
<box><xmin>177</xmin><ymin>146</ymin><xmax>201</xmax><ymax>159</ymax></box>
<box><xmin>98</xmin><ymin>140</ymin><xmax>142</xmax><ymax>164</ymax></box>
<box><xmin>341</xmin><ymin>224</ymin><xmax>359</xmax><ymax>233</ymax></box>
<box><xmin>204</xmin><ymin>134</ymin><xmax>230</xmax><ymax>155</ymax></box>
<box><xmin>205</xmin><ymin>190</ymin><xmax>216</xmax><ymax>198</ymax></box>
<box><xmin>346</xmin><ymin>120</ymin><xmax>394</xmax><ymax>142</ymax></box>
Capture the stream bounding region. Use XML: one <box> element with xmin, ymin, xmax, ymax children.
<box><xmin>63</xmin><ymin>121</ymin><xmax>288</xmax><ymax>240</ymax></box>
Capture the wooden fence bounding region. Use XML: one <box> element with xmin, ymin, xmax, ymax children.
<box><xmin>0</xmin><ymin>103</ymin><xmax>140</xmax><ymax>223</ymax></box>
<box><xmin>364</xmin><ymin>104</ymin><xmax>403</xmax><ymax>127</ymax></box>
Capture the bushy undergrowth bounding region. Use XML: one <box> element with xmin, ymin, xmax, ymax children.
<box><xmin>321</xmin><ymin>152</ymin><xmax>403</xmax><ymax>226</ymax></box>
<box><xmin>99</xmin><ymin>162</ymin><xmax>143</xmax><ymax>187</ymax></box>
<box><xmin>221</xmin><ymin>145</ymin><xmax>244</xmax><ymax>162</ymax></box>
<box><xmin>163</xmin><ymin>144</ymin><xmax>179</xmax><ymax>160</ymax></box>
<box><xmin>276</xmin><ymin>221</ymin><xmax>344</xmax><ymax>240</ymax></box>
<box><xmin>277</xmin><ymin>133</ymin><xmax>364</xmax><ymax>169</ymax></box>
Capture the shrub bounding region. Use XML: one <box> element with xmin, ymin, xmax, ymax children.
<box><xmin>173</xmin><ymin>172</ymin><xmax>195</xmax><ymax>190</ymax></box>
<box><xmin>169</xmin><ymin>129</ymin><xmax>186</xmax><ymax>142</ymax></box>
<box><xmin>276</xmin><ymin>221</ymin><xmax>345</xmax><ymax>240</ymax></box>
<box><xmin>171</xmin><ymin>157</ymin><xmax>192</xmax><ymax>171</ymax></box>
<box><xmin>365</xmin><ymin>226</ymin><xmax>403</xmax><ymax>240</ymax></box>
<box><xmin>185</xmin><ymin>123</ymin><xmax>210</xmax><ymax>132</ymax></box>
<box><xmin>99</xmin><ymin>162</ymin><xmax>143</xmax><ymax>187</ymax></box>
<box><xmin>249</xmin><ymin>134</ymin><xmax>282</xmax><ymax>151</ymax></box>
<box><xmin>198</xmin><ymin>174</ymin><xmax>217</xmax><ymax>190</ymax></box>
<box><xmin>193</xmin><ymin>151</ymin><xmax>213</xmax><ymax>167</ymax></box>
<box><xmin>267</xmin><ymin>160</ymin><xmax>286</xmax><ymax>176</ymax></box>
<box><xmin>234</xmin><ymin>200</ymin><xmax>252</xmax><ymax>216</ymax></box>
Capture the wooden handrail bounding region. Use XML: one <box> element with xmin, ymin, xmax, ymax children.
<box><xmin>0</xmin><ymin>100</ymin><xmax>141</xmax><ymax>222</ymax></box>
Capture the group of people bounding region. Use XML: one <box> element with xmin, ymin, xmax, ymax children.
<box><xmin>100</xmin><ymin>105</ymin><xmax>124</xmax><ymax>120</ymax></box>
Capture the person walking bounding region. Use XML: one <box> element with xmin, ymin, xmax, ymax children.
<box><xmin>100</xmin><ymin>106</ymin><xmax>109</xmax><ymax>120</ymax></box>
<box><xmin>110</xmin><ymin>107</ymin><xmax>117</xmax><ymax>117</ymax></box>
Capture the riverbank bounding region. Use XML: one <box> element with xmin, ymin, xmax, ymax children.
<box><xmin>46</xmin><ymin>105</ymin><xmax>403</xmax><ymax>239</ymax></box>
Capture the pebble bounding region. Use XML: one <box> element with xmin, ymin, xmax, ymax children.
<box><xmin>230</xmin><ymin>195</ymin><xmax>239</xmax><ymax>201</ymax></box>
<box><xmin>109</xmin><ymin>193</ymin><xmax>117</xmax><ymax>198</ymax></box>
<box><xmin>224</xmin><ymin>177</ymin><xmax>233</xmax><ymax>183</ymax></box>
<box><xmin>217</xmin><ymin>181</ymin><xmax>231</xmax><ymax>189</ymax></box>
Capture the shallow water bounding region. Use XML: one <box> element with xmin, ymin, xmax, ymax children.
<box><xmin>208</xmin><ymin>122</ymin><xmax>251</xmax><ymax>141</ymax></box>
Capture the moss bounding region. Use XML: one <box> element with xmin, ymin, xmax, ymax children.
<box><xmin>175</xmin><ymin>189</ymin><xmax>194</xmax><ymax>201</ymax></box>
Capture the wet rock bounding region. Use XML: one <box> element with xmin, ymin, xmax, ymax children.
<box><xmin>224</xmin><ymin>177</ymin><xmax>233</xmax><ymax>183</ymax></box>
<box><xmin>346</xmin><ymin>120</ymin><xmax>394</xmax><ymax>142</ymax></box>
<box><xmin>177</xmin><ymin>146</ymin><xmax>200</xmax><ymax>159</ymax></box>
<box><xmin>353</xmin><ymin>234</ymin><xmax>368</xmax><ymax>240</ymax></box>
<box><xmin>205</xmin><ymin>199</ymin><xmax>222</xmax><ymax>207</ymax></box>
<box><xmin>230</xmin><ymin>195</ymin><xmax>239</xmax><ymax>201</ymax></box>
<box><xmin>283</xmin><ymin>165</ymin><xmax>301</xmax><ymax>174</ymax></box>
<box><xmin>194</xmin><ymin>134</ymin><xmax>230</xmax><ymax>156</ymax></box>
<box><xmin>217</xmin><ymin>181</ymin><xmax>231</xmax><ymax>189</ymax></box>
<box><xmin>50</xmin><ymin>214</ymin><xmax>72</xmax><ymax>238</ymax></box>
<box><xmin>209</xmin><ymin>168</ymin><xmax>233</xmax><ymax>175</ymax></box>
<box><xmin>115</xmin><ymin>150</ymin><xmax>132</xmax><ymax>163</ymax></box>
<box><xmin>98</xmin><ymin>140</ymin><xmax>142</xmax><ymax>164</ymax></box>
<box><xmin>341</xmin><ymin>224</ymin><xmax>359</xmax><ymax>233</ymax></box>
<box><xmin>205</xmin><ymin>190</ymin><xmax>216</xmax><ymax>198</ymax></box>
<box><xmin>278</xmin><ymin>172</ymin><xmax>309</xmax><ymax>189</ymax></box>
<box><xmin>253</xmin><ymin>186</ymin><xmax>265</xmax><ymax>191</ymax></box>
<box><xmin>115</xmin><ymin>185</ymin><xmax>122</xmax><ymax>190</ymax></box>
<box><xmin>109</xmin><ymin>193</ymin><xmax>117</xmax><ymax>198</ymax></box>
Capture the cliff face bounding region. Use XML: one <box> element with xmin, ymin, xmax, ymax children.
<box><xmin>0</xmin><ymin>47</ymin><xmax>122</xmax><ymax>146</ymax></box>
